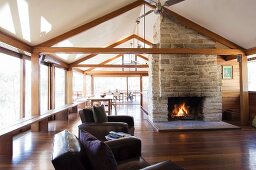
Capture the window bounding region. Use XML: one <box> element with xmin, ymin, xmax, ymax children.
<box><xmin>25</xmin><ymin>60</ymin><xmax>31</xmax><ymax>117</ymax></box>
<box><xmin>40</xmin><ymin>64</ymin><xmax>48</xmax><ymax>114</ymax></box>
<box><xmin>94</xmin><ymin>77</ymin><xmax>126</xmax><ymax>95</ymax></box>
<box><xmin>73</xmin><ymin>71</ymin><xmax>83</xmax><ymax>100</ymax></box>
<box><xmin>0</xmin><ymin>53</ymin><xmax>20</xmax><ymax>128</ymax></box>
<box><xmin>55</xmin><ymin>67</ymin><xmax>66</xmax><ymax>108</ymax></box>
<box><xmin>248</xmin><ymin>61</ymin><xmax>256</xmax><ymax>91</ymax></box>
<box><xmin>85</xmin><ymin>75</ymin><xmax>91</xmax><ymax>96</ymax></box>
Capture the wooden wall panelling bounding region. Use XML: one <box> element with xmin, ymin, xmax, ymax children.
<box><xmin>217</xmin><ymin>57</ymin><xmax>240</xmax><ymax>121</ymax></box>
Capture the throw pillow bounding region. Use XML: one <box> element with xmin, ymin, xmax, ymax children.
<box><xmin>80</xmin><ymin>131</ymin><xmax>117</xmax><ymax>170</ymax></box>
<box><xmin>92</xmin><ymin>105</ymin><xmax>108</xmax><ymax>123</ymax></box>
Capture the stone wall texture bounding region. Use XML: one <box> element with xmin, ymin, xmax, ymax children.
<box><xmin>148</xmin><ymin>16</ymin><xmax>222</xmax><ymax>122</ymax></box>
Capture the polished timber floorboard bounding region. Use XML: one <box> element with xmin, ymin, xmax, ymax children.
<box><xmin>0</xmin><ymin>105</ymin><xmax>256</xmax><ymax>170</ymax></box>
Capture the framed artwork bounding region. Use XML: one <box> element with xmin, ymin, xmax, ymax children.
<box><xmin>222</xmin><ymin>65</ymin><xmax>233</xmax><ymax>79</ymax></box>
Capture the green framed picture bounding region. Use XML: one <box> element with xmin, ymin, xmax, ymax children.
<box><xmin>222</xmin><ymin>65</ymin><xmax>233</xmax><ymax>79</ymax></box>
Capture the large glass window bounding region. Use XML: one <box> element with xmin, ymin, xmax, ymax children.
<box><xmin>55</xmin><ymin>67</ymin><xmax>66</xmax><ymax>108</ymax></box>
<box><xmin>73</xmin><ymin>71</ymin><xmax>83</xmax><ymax>100</ymax></box>
<box><xmin>0</xmin><ymin>53</ymin><xmax>20</xmax><ymax>128</ymax></box>
<box><xmin>248</xmin><ymin>61</ymin><xmax>256</xmax><ymax>91</ymax></box>
<box><xmin>25</xmin><ymin>60</ymin><xmax>31</xmax><ymax>118</ymax></box>
<box><xmin>40</xmin><ymin>64</ymin><xmax>48</xmax><ymax>114</ymax></box>
<box><xmin>94</xmin><ymin>77</ymin><xmax>126</xmax><ymax>95</ymax></box>
<box><xmin>85</xmin><ymin>75</ymin><xmax>92</xmax><ymax>97</ymax></box>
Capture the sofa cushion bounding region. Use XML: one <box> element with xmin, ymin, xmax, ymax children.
<box><xmin>79</xmin><ymin>108</ymin><xmax>95</xmax><ymax>123</ymax></box>
<box><xmin>80</xmin><ymin>131</ymin><xmax>117</xmax><ymax>170</ymax></box>
<box><xmin>92</xmin><ymin>105</ymin><xmax>108</xmax><ymax>123</ymax></box>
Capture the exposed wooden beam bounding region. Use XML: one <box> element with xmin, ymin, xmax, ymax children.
<box><xmin>137</xmin><ymin>54</ymin><xmax>148</xmax><ymax>61</ymax></box>
<box><xmin>68</xmin><ymin>35</ymin><xmax>135</xmax><ymax>67</ymax></box>
<box><xmin>37</xmin><ymin>0</ymin><xmax>144</xmax><ymax>47</ymax></box>
<box><xmin>246</xmin><ymin>47</ymin><xmax>256</xmax><ymax>56</ymax></box>
<box><xmin>75</xmin><ymin>64</ymin><xmax>148</xmax><ymax>68</ymax></box>
<box><xmin>132</xmin><ymin>34</ymin><xmax>153</xmax><ymax>46</ymax></box>
<box><xmin>34</xmin><ymin>47</ymin><xmax>244</xmax><ymax>55</ymax></box>
<box><xmin>85</xmin><ymin>71</ymin><xmax>148</xmax><ymax>76</ymax></box>
<box><xmin>223</xmin><ymin>55</ymin><xmax>237</xmax><ymax>61</ymax></box>
<box><xmin>0</xmin><ymin>31</ymin><xmax>32</xmax><ymax>53</ymax></box>
<box><xmin>142</xmin><ymin>2</ymin><xmax>244</xmax><ymax>50</ymax></box>
<box><xmin>43</xmin><ymin>54</ymin><xmax>69</xmax><ymax>69</ymax></box>
<box><xmin>86</xmin><ymin>54</ymin><xmax>123</xmax><ymax>71</ymax></box>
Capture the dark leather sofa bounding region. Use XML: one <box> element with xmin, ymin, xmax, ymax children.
<box><xmin>79</xmin><ymin>108</ymin><xmax>134</xmax><ymax>136</ymax></box>
<box><xmin>52</xmin><ymin>130</ymin><xmax>184</xmax><ymax>170</ymax></box>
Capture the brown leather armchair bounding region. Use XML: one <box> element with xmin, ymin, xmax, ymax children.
<box><xmin>52</xmin><ymin>130</ymin><xmax>184</xmax><ymax>170</ymax></box>
<box><xmin>79</xmin><ymin>108</ymin><xmax>134</xmax><ymax>138</ymax></box>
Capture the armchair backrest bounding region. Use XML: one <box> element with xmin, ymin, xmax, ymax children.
<box><xmin>79</xmin><ymin>108</ymin><xmax>95</xmax><ymax>123</ymax></box>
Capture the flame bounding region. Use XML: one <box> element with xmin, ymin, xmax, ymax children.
<box><xmin>171</xmin><ymin>102</ymin><xmax>190</xmax><ymax>117</ymax></box>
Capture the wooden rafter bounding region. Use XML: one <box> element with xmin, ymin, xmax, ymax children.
<box><xmin>132</xmin><ymin>34</ymin><xmax>153</xmax><ymax>46</ymax></box>
<box><xmin>43</xmin><ymin>54</ymin><xmax>69</xmax><ymax>69</ymax></box>
<box><xmin>86</xmin><ymin>54</ymin><xmax>123</xmax><ymax>71</ymax></box>
<box><xmin>0</xmin><ymin>31</ymin><xmax>32</xmax><ymax>53</ymax></box>
<box><xmin>144</xmin><ymin>2</ymin><xmax>244</xmax><ymax>50</ymax></box>
<box><xmin>68</xmin><ymin>35</ymin><xmax>134</xmax><ymax>67</ymax></box>
<box><xmin>223</xmin><ymin>55</ymin><xmax>237</xmax><ymax>61</ymax></box>
<box><xmin>68</xmin><ymin>34</ymin><xmax>152</xmax><ymax>67</ymax></box>
<box><xmin>75</xmin><ymin>64</ymin><xmax>148</xmax><ymax>68</ymax></box>
<box><xmin>85</xmin><ymin>71</ymin><xmax>148</xmax><ymax>76</ymax></box>
<box><xmin>37</xmin><ymin>0</ymin><xmax>144</xmax><ymax>47</ymax></box>
<box><xmin>33</xmin><ymin>47</ymin><xmax>245</xmax><ymax>55</ymax></box>
<box><xmin>246</xmin><ymin>47</ymin><xmax>256</xmax><ymax>56</ymax></box>
<box><xmin>137</xmin><ymin>54</ymin><xmax>148</xmax><ymax>61</ymax></box>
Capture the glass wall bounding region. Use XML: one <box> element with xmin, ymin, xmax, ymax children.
<box><xmin>55</xmin><ymin>67</ymin><xmax>66</xmax><ymax>108</ymax></box>
<box><xmin>0</xmin><ymin>53</ymin><xmax>20</xmax><ymax>128</ymax></box>
<box><xmin>248</xmin><ymin>61</ymin><xmax>256</xmax><ymax>91</ymax></box>
<box><xmin>94</xmin><ymin>77</ymin><xmax>126</xmax><ymax>95</ymax></box>
<box><xmin>40</xmin><ymin>64</ymin><xmax>48</xmax><ymax>114</ymax></box>
<box><xmin>85</xmin><ymin>75</ymin><xmax>92</xmax><ymax>97</ymax></box>
<box><xmin>73</xmin><ymin>71</ymin><xmax>83</xmax><ymax>100</ymax></box>
<box><xmin>25</xmin><ymin>60</ymin><xmax>31</xmax><ymax>117</ymax></box>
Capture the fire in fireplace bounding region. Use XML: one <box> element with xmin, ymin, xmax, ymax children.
<box><xmin>168</xmin><ymin>97</ymin><xmax>204</xmax><ymax>120</ymax></box>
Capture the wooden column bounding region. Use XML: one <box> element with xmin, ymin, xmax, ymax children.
<box><xmin>66</xmin><ymin>69</ymin><xmax>73</xmax><ymax>104</ymax></box>
<box><xmin>31</xmin><ymin>52</ymin><xmax>41</xmax><ymax>131</ymax></box>
<box><xmin>239</xmin><ymin>55</ymin><xmax>249</xmax><ymax>125</ymax></box>
<box><xmin>140</xmin><ymin>75</ymin><xmax>143</xmax><ymax>106</ymax></box>
<box><xmin>49</xmin><ymin>65</ymin><xmax>55</xmax><ymax>110</ymax></box>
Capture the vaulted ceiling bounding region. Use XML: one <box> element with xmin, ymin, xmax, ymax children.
<box><xmin>0</xmin><ymin>0</ymin><xmax>256</xmax><ymax>66</ymax></box>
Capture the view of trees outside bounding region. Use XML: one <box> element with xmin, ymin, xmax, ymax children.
<box><xmin>25</xmin><ymin>60</ymin><xmax>31</xmax><ymax>117</ymax></box>
<box><xmin>55</xmin><ymin>68</ymin><xmax>65</xmax><ymax>108</ymax></box>
<box><xmin>40</xmin><ymin>64</ymin><xmax>48</xmax><ymax>114</ymax></box>
<box><xmin>94</xmin><ymin>77</ymin><xmax>126</xmax><ymax>94</ymax></box>
<box><xmin>0</xmin><ymin>53</ymin><xmax>20</xmax><ymax>129</ymax></box>
<box><xmin>73</xmin><ymin>71</ymin><xmax>83</xmax><ymax>100</ymax></box>
<box><xmin>248</xmin><ymin>61</ymin><xmax>256</xmax><ymax>91</ymax></box>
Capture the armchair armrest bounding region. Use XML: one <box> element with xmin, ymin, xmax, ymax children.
<box><xmin>107</xmin><ymin>115</ymin><xmax>134</xmax><ymax>127</ymax></box>
<box><xmin>141</xmin><ymin>161</ymin><xmax>185</xmax><ymax>170</ymax></box>
<box><xmin>105</xmin><ymin>137</ymin><xmax>141</xmax><ymax>162</ymax></box>
<box><xmin>78</xmin><ymin>122</ymin><xmax>129</xmax><ymax>141</ymax></box>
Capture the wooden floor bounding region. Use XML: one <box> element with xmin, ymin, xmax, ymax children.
<box><xmin>0</xmin><ymin>105</ymin><xmax>256</xmax><ymax>170</ymax></box>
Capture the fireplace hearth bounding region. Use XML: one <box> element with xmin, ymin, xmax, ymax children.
<box><xmin>168</xmin><ymin>97</ymin><xmax>204</xmax><ymax>121</ymax></box>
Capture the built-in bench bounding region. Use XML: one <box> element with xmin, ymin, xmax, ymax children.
<box><xmin>0</xmin><ymin>102</ymin><xmax>86</xmax><ymax>156</ymax></box>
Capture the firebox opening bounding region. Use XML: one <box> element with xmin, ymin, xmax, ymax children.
<box><xmin>168</xmin><ymin>97</ymin><xmax>204</xmax><ymax>121</ymax></box>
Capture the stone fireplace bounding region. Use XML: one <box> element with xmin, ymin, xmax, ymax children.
<box><xmin>148</xmin><ymin>15</ymin><xmax>222</xmax><ymax>123</ymax></box>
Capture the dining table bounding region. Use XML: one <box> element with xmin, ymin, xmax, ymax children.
<box><xmin>87</xmin><ymin>95</ymin><xmax>114</xmax><ymax>115</ymax></box>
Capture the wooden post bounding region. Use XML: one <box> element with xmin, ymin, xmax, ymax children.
<box><xmin>239</xmin><ymin>55</ymin><xmax>249</xmax><ymax>125</ymax></box>
<box><xmin>31</xmin><ymin>52</ymin><xmax>41</xmax><ymax>131</ymax></box>
<box><xmin>140</xmin><ymin>75</ymin><xmax>143</xmax><ymax>106</ymax></box>
<box><xmin>66</xmin><ymin>69</ymin><xmax>73</xmax><ymax>104</ymax></box>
